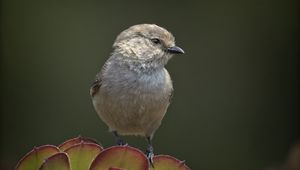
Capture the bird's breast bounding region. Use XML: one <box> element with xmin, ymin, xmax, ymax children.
<box><xmin>99</xmin><ymin>66</ymin><xmax>173</xmax><ymax>110</ymax></box>
<box><xmin>92</xmin><ymin>65</ymin><xmax>173</xmax><ymax>135</ymax></box>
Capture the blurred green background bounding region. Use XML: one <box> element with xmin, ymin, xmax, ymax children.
<box><xmin>1</xmin><ymin>0</ymin><xmax>299</xmax><ymax>169</ymax></box>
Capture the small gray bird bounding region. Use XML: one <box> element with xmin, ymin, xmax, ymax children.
<box><xmin>90</xmin><ymin>24</ymin><xmax>184</xmax><ymax>162</ymax></box>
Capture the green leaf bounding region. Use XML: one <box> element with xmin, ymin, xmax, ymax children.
<box><xmin>39</xmin><ymin>152</ymin><xmax>70</xmax><ymax>170</ymax></box>
<box><xmin>64</xmin><ymin>142</ymin><xmax>102</xmax><ymax>170</ymax></box>
<box><xmin>15</xmin><ymin>145</ymin><xmax>60</xmax><ymax>170</ymax></box>
<box><xmin>90</xmin><ymin>145</ymin><xmax>149</xmax><ymax>170</ymax></box>
<box><xmin>151</xmin><ymin>155</ymin><xmax>190</xmax><ymax>170</ymax></box>
<box><xmin>59</xmin><ymin>136</ymin><xmax>100</xmax><ymax>151</ymax></box>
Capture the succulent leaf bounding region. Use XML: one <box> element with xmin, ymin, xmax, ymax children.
<box><xmin>16</xmin><ymin>137</ymin><xmax>190</xmax><ymax>170</ymax></box>
<box><xmin>65</xmin><ymin>142</ymin><xmax>103</xmax><ymax>170</ymax></box>
<box><xmin>38</xmin><ymin>152</ymin><xmax>70</xmax><ymax>170</ymax></box>
<box><xmin>59</xmin><ymin>136</ymin><xmax>100</xmax><ymax>151</ymax></box>
<box><xmin>107</xmin><ymin>168</ymin><xmax>125</xmax><ymax>170</ymax></box>
<box><xmin>15</xmin><ymin>145</ymin><xmax>60</xmax><ymax>170</ymax></box>
<box><xmin>90</xmin><ymin>145</ymin><xmax>149</xmax><ymax>170</ymax></box>
<box><xmin>151</xmin><ymin>155</ymin><xmax>190</xmax><ymax>170</ymax></box>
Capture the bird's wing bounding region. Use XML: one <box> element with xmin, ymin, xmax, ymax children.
<box><xmin>90</xmin><ymin>60</ymin><xmax>110</xmax><ymax>97</ymax></box>
<box><xmin>90</xmin><ymin>75</ymin><xmax>102</xmax><ymax>97</ymax></box>
<box><xmin>168</xmin><ymin>88</ymin><xmax>174</xmax><ymax>103</ymax></box>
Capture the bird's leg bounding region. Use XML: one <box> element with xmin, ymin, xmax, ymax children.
<box><xmin>112</xmin><ymin>131</ymin><xmax>126</xmax><ymax>146</ymax></box>
<box><xmin>145</xmin><ymin>136</ymin><xmax>154</xmax><ymax>167</ymax></box>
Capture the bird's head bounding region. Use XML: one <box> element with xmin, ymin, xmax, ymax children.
<box><xmin>112</xmin><ymin>24</ymin><xmax>184</xmax><ymax>67</ymax></box>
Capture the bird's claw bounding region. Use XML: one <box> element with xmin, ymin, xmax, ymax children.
<box><xmin>146</xmin><ymin>147</ymin><xmax>154</xmax><ymax>168</ymax></box>
<box><xmin>113</xmin><ymin>131</ymin><xmax>127</xmax><ymax>146</ymax></box>
<box><xmin>116</xmin><ymin>138</ymin><xmax>127</xmax><ymax>146</ymax></box>
<box><xmin>147</xmin><ymin>152</ymin><xmax>154</xmax><ymax>168</ymax></box>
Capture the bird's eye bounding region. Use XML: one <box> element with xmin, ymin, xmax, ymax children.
<box><xmin>151</xmin><ymin>38</ymin><xmax>161</xmax><ymax>44</ymax></box>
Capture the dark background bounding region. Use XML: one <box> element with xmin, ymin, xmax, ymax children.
<box><xmin>1</xmin><ymin>0</ymin><xmax>299</xmax><ymax>169</ymax></box>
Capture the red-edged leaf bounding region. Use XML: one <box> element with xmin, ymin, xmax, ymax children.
<box><xmin>15</xmin><ymin>145</ymin><xmax>60</xmax><ymax>170</ymax></box>
<box><xmin>107</xmin><ymin>168</ymin><xmax>125</xmax><ymax>170</ymax></box>
<box><xmin>39</xmin><ymin>152</ymin><xmax>70</xmax><ymax>170</ymax></box>
<box><xmin>151</xmin><ymin>155</ymin><xmax>190</xmax><ymax>170</ymax></box>
<box><xmin>90</xmin><ymin>145</ymin><xmax>148</xmax><ymax>170</ymax></box>
<box><xmin>58</xmin><ymin>136</ymin><xmax>100</xmax><ymax>151</ymax></box>
<box><xmin>64</xmin><ymin>142</ymin><xmax>102</xmax><ymax>170</ymax></box>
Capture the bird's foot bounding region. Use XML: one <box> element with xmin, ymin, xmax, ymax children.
<box><xmin>146</xmin><ymin>146</ymin><xmax>154</xmax><ymax>168</ymax></box>
<box><xmin>113</xmin><ymin>131</ymin><xmax>127</xmax><ymax>146</ymax></box>
<box><xmin>116</xmin><ymin>138</ymin><xmax>127</xmax><ymax>146</ymax></box>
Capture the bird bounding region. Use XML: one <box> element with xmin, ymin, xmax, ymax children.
<box><xmin>90</xmin><ymin>24</ymin><xmax>184</xmax><ymax>164</ymax></box>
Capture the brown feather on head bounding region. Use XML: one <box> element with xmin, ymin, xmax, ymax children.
<box><xmin>112</xmin><ymin>24</ymin><xmax>184</xmax><ymax>63</ymax></box>
<box><xmin>113</xmin><ymin>24</ymin><xmax>175</xmax><ymax>49</ymax></box>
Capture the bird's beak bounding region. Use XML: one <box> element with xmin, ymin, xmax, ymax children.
<box><xmin>167</xmin><ymin>46</ymin><xmax>185</xmax><ymax>54</ymax></box>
